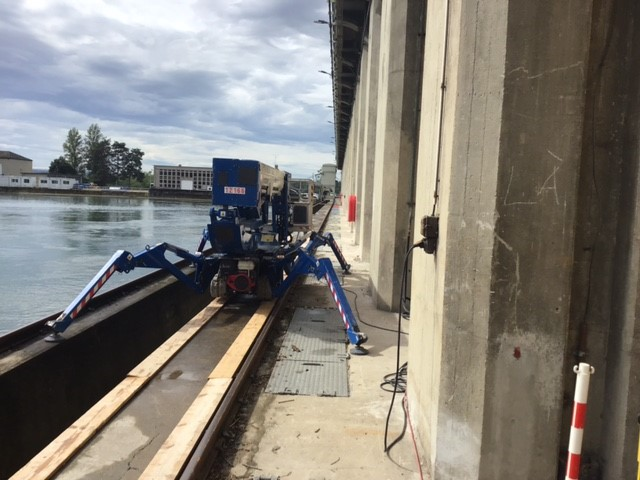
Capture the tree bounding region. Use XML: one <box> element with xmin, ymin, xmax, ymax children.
<box><xmin>49</xmin><ymin>156</ymin><xmax>76</xmax><ymax>176</ymax></box>
<box><xmin>122</xmin><ymin>148</ymin><xmax>145</xmax><ymax>185</ymax></box>
<box><xmin>107</xmin><ymin>142</ymin><xmax>145</xmax><ymax>185</ymax></box>
<box><xmin>63</xmin><ymin>128</ymin><xmax>83</xmax><ymax>175</ymax></box>
<box><xmin>109</xmin><ymin>141</ymin><xmax>129</xmax><ymax>183</ymax></box>
<box><xmin>141</xmin><ymin>170</ymin><xmax>153</xmax><ymax>188</ymax></box>
<box><xmin>84</xmin><ymin>124</ymin><xmax>112</xmax><ymax>185</ymax></box>
<box><xmin>52</xmin><ymin>124</ymin><xmax>147</xmax><ymax>186</ymax></box>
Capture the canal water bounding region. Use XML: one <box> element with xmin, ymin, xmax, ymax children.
<box><xmin>0</xmin><ymin>193</ymin><xmax>212</xmax><ymax>334</ymax></box>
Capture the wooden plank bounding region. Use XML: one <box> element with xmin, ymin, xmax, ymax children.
<box><xmin>11</xmin><ymin>298</ymin><xmax>224</xmax><ymax>480</ymax></box>
<box><xmin>209</xmin><ymin>300</ymin><xmax>275</xmax><ymax>379</ymax></box>
<box><xmin>129</xmin><ymin>298</ymin><xmax>225</xmax><ymax>378</ymax></box>
<box><xmin>140</xmin><ymin>300</ymin><xmax>277</xmax><ymax>480</ymax></box>
<box><xmin>140</xmin><ymin>377</ymin><xmax>232</xmax><ymax>480</ymax></box>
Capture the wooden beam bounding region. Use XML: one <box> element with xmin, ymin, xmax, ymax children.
<box><xmin>140</xmin><ymin>378</ymin><xmax>232</xmax><ymax>480</ymax></box>
<box><xmin>209</xmin><ymin>300</ymin><xmax>275</xmax><ymax>379</ymax></box>
<box><xmin>140</xmin><ymin>300</ymin><xmax>276</xmax><ymax>480</ymax></box>
<box><xmin>11</xmin><ymin>298</ymin><xmax>224</xmax><ymax>480</ymax></box>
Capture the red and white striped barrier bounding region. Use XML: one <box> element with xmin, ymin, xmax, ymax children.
<box><xmin>566</xmin><ymin>362</ymin><xmax>595</xmax><ymax>480</ymax></box>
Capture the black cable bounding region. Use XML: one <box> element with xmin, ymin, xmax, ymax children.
<box><xmin>384</xmin><ymin>242</ymin><xmax>422</xmax><ymax>453</ymax></box>
<box><xmin>381</xmin><ymin>362</ymin><xmax>407</xmax><ymax>393</ymax></box>
<box><xmin>343</xmin><ymin>287</ymin><xmax>409</xmax><ymax>335</ymax></box>
<box><xmin>576</xmin><ymin>1</ymin><xmax>617</xmax><ymax>361</ymax></box>
<box><xmin>431</xmin><ymin>0</ymin><xmax>451</xmax><ymax>216</ymax></box>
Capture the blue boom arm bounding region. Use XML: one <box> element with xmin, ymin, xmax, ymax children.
<box><xmin>307</xmin><ymin>232</ymin><xmax>351</xmax><ymax>273</ymax></box>
<box><xmin>46</xmin><ymin>243</ymin><xmax>217</xmax><ymax>336</ymax></box>
<box><xmin>273</xmin><ymin>247</ymin><xmax>367</xmax><ymax>349</ymax></box>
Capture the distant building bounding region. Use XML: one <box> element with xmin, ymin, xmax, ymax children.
<box><xmin>0</xmin><ymin>175</ymin><xmax>77</xmax><ymax>189</ymax></box>
<box><xmin>0</xmin><ymin>151</ymin><xmax>33</xmax><ymax>176</ymax></box>
<box><xmin>0</xmin><ymin>151</ymin><xmax>78</xmax><ymax>190</ymax></box>
<box><xmin>153</xmin><ymin>165</ymin><xmax>213</xmax><ymax>191</ymax></box>
<box><xmin>319</xmin><ymin>163</ymin><xmax>337</xmax><ymax>194</ymax></box>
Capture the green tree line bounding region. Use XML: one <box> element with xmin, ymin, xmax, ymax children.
<box><xmin>49</xmin><ymin>124</ymin><xmax>147</xmax><ymax>186</ymax></box>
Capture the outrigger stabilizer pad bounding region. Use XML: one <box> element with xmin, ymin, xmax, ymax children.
<box><xmin>44</xmin><ymin>332</ymin><xmax>64</xmax><ymax>343</ymax></box>
<box><xmin>350</xmin><ymin>345</ymin><xmax>369</xmax><ymax>356</ymax></box>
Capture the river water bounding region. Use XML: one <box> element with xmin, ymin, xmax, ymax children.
<box><xmin>0</xmin><ymin>193</ymin><xmax>212</xmax><ymax>334</ymax></box>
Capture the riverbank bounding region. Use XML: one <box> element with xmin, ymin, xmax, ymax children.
<box><xmin>0</xmin><ymin>186</ymin><xmax>148</xmax><ymax>198</ymax></box>
<box><xmin>0</xmin><ymin>187</ymin><xmax>211</xmax><ymax>201</ymax></box>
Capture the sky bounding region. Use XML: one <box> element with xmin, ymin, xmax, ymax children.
<box><xmin>0</xmin><ymin>0</ymin><xmax>336</xmax><ymax>179</ymax></box>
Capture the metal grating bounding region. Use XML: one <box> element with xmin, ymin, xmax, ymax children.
<box><xmin>265</xmin><ymin>308</ymin><xmax>349</xmax><ymax>397</ymax></box>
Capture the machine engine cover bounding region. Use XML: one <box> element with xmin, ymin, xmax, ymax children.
<box><xmin>226</xmin><ymin>272</ymin><xmax>256</xmax><ymax>293</ymax></box>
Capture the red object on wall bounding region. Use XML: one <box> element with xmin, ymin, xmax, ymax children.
<box><xmin>348</xmin><ymin>195</ymin><xmax>357</xmax><ymax>222</ymax></box>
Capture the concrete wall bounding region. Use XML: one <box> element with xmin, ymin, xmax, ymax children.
<box><xmin>357</xmin><ymin>0</ymin><xmax>382</xmax><ymax>263</ymax></box>
<box><xmin>367</xmin><ymin>0</ymin><xmax>423</xmax><ymax>310</ymax></box>
<box><xmin>338</xmin><ymin>0</ymin><xmax>640</xmax><ymax>478</ymax></box>
<box><xmin>566</xmin><ymin>0</ymin><xmax>640</xmax><ymax>477</ymax></box>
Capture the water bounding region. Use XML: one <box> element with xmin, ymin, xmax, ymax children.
<box><xmin>0</xmin><ymin>193</ymin><xmax>212</xmax><ymax>334</ymax></box>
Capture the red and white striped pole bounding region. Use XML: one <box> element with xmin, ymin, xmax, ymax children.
<box><xmin>566</xmin><ymin>362</ymin><xmax>595</xmax><ymax>480</ymax></box>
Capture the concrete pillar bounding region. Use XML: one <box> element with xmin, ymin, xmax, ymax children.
<box><xmin>369</xmin><ymin>0</ymin><xmax>423</xmax><ymax>310</ymax></box>
<box><xmin>349</xmin><ymin>73</ymin><xmax>363</xmax><ymax>246</ymax></box>
<box><xmin>599</xmin><ymin>132</ymin><xmax>640</xmax><ymax>480</ymax></box>
<box><xmin>358</xmin><ymin>0</ymin><xmax>382</xmax><ymax>262</ymax></box>
<box><xmin>408</xmin><ymin>0</ymin><xmax>593</xmax><ymax>478</ymax></box>
<box><xmin>342</xmin><ymin>117</ymin><xmax>357</xmax><ymax>214</ymax></box>
<box><xmin>353</xmin><ymin>47</ymin><xmax>367</xmax><ymax>248</ymax></box>
<box><xmin>570</xmin><ymin>1</ymin><xmax>640</xmax><ymax>477</ymax></box>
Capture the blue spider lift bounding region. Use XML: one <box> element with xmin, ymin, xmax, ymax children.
<box><xmin>45</xmin><ymin>158</ymin><xmax>368</xmax><ymax>354</ymax></box>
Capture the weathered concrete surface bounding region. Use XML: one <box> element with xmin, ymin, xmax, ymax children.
<box><xmin>384</xmin><ymin>0</ymin><xmax>596</xmax><ymax>478</ymax></box>
<box><xmin>408</xmin><ymin>0</ymin><xmax>513</xmax><ymax>476</ymax></box>
<box><xmin>357</xmin><ymin>0</ymin><xmax>382</xmax><ymax>263</ymax></box>
<box><xmin>568</xmin><ymin>1</ymin><xmax>640</xmax><ymax>478</ymax></box>
<box><xmin>477</xmin><ymin>1</ymin><xmax>592</xmax><ymax>478</ymax></box>
<box><xmin>0</xmin><ymin>273</ymin><xmax>212</xmax><ymax>479</ymax></box>
<box><xmin>368</xmin><ymin>0</ymin><xmax>424</xmax><ymax>310</ymax></box>
<box><xmin>338</xmin><ymin>0</ymin><xmax>640</xmax><ymax>477</ymax></box>
<box><xmin>354</xmin><ymin>62</ymin><xmax>365</xmax><ymax>246</ymax></box>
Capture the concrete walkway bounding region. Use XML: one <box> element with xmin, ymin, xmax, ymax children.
<box><xmin>214</xmin><ymin>204</ymin><xmax>422</xmax><ymax>480</ymax></box>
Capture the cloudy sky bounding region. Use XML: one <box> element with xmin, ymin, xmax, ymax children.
<box><xmin>0</xmin><ymin>0</ymin><xmax>336</xmax><ymax>178</ymax></box>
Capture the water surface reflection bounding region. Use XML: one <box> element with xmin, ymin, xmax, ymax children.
<box><xmin>0</xmin><ymin>194</ymin><xmax>210</xmax><ymax>333</ymax></box>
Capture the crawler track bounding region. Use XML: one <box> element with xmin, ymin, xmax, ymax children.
<box><xmin>9</xmin><ymin>201</ymin><xmax>334</xmax><ymax>479</ymax></box>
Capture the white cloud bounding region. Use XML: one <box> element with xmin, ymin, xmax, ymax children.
<box><xmin>0</xmin><ymin>0</ymin><xmax>335</xmax><ymax>178</ymax></box>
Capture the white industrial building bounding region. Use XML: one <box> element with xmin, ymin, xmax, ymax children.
<box><xmin>153</xmin><ymin>165</ymin><xmax>212</xmax><ymax>191</ymax></box>
<box><xmin>0</xmin><ymin>151</ymin><xmax>78</xmax><ymax>190</ymax></box>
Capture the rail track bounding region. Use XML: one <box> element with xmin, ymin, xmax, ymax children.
<box><xmin>9</xmin><ymin>200</ymin><xmax>334</xmax><ymax>480</ymax></box>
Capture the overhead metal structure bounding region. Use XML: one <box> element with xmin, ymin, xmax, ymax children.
<box><xmin>328</xmin><ymin>0</ymin><xmax>370</xmax><ymax>170</ymax></box>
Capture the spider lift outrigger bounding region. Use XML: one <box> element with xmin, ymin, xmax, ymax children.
<box><xmin>46</xmin><ymin>158</ymin><xmax>368</xmax><ymax>354</ymax></box>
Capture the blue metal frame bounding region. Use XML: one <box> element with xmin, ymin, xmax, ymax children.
<box><xmin>273</xmin><ymin>247</ymin><xmax>367</xmax><ymax>347</ymax></box>
<box><xmin>47</xmin><ymin>157</ymin><xmax>367</xmax><ymax>352</ymax></box>
<box><xmin>47</xmin><ymin>243</ymin><xmax>220</xmax><ymax>334</ymax></box>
